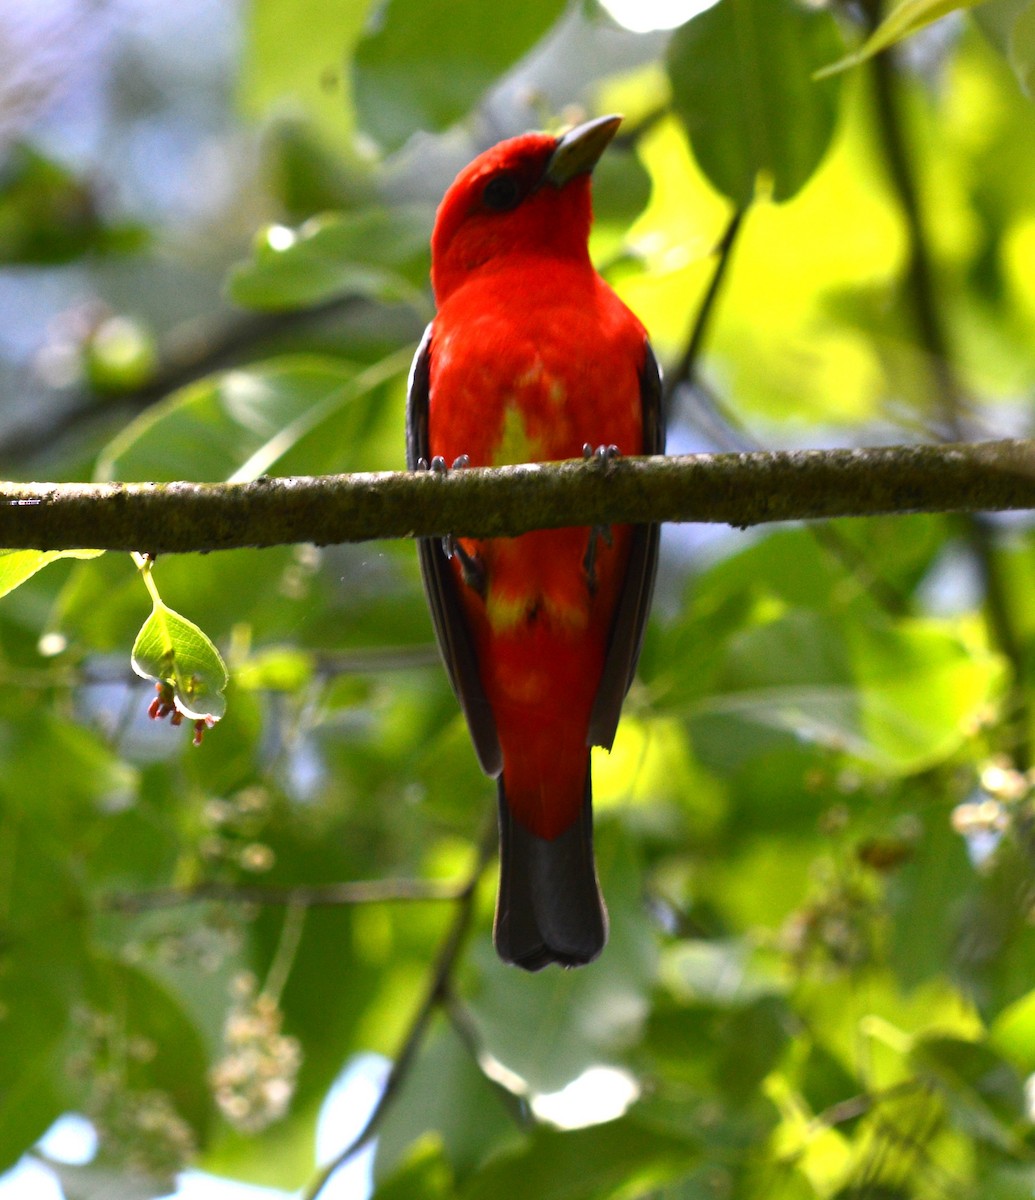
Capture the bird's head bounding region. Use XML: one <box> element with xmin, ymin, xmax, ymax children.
<box><xmin>430</xmin><ymin>114</ymin><xmax>622</xmax><ymax>305</ymax></box>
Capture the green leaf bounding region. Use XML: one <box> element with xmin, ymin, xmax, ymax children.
<box><xmin>234</xmin><ymin>645</ymin><xmax>315</xmax><ymax>692</ymax></box>
<box><xmin>660</xmin><ymin>940</ymin><xmax>784</xmax><ymax>1009</ymax></box>
<box><xmin>373</xmin><ymin>1024</ymin><xmax>515</xmax><ymax>1183</ymax></box>
<box><xmin>373</xmin><ymin>1136</ymin><xmax>456</xmax><ymax>1200</ymax></box>
<box><xmin>817</xmin><ymin>0</ymin><xmax>989</xmax><ymax>78</ymax></box>
<box><xmin>911</xmin><ymin>1035</ymin><xmax>1027</xmax><ymax>1151</ymax></box>
<box><xmin>689</xmin><ymin>613</ymin><xmax>1003</xmax><ymax>775</ymax></box>
<box><xmin>667</xmin><ymin>0</ymin><xmax>845</xmax><ymax>203</ymax></box>
<box><xmin>888</xmin><ymin>800</ymin><xmax>972</xmax><ymax>990</ymax></box>
<box><xmin>227</xmin><ymin>207</ymin><xmax>431</xmax><ymax>312</ymax></box>
<box><xmin>0</xmin><ymin>822</ymin><xmax>90</xmax><ymax>1171</ymax></box>
<box><xmin>351</xmin><ymin>0</ymin><xmax>567</xmax><ymax>151</ymax></box>
<box><xmin>1009</xmin><ymin>0</ymin><xmax>1035</xmax><ymax>96</ymax></box>
<box><xmin>458</xmin><ymin>1117</ymin><xmax>693</xmax><ymax>1200</ymax></box>
<box><xmin>0</xmin><ymin>144</ymin><xmax>146</xmax><ymax>263</ymax></box>
<box><xmin>991</xmin><ymin>987</ymin><xmax>1035</xmax><ymax>1072</ymax></box>
<box><xmin>0</xmin><ymin>707</ymin><xmax>138</xmax><ymax>825</ymax></box>
<box><xmin>131</xmin><ymin>601</ymin><xmax>229</xmax><ymax>722</ymax></box>
<box><xmin>0</xmin><ymin>1048</ymin><xmax>67</xmax><ymax>1176</ymax></box>
<box><xmin>0</xmin><ymin>548</ymin><xmax>104</xmax><ymax>601</ymax></box>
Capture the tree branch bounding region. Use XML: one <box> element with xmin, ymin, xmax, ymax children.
<box><xmin>301</xmin><ymin>823</ymin><xmax>495</xmax><ymax>1200</ymax></box>
<box><xmin>1</xmin><ymin>439</ymin><xmax>1034</xmax><ymax>554</ymax></box>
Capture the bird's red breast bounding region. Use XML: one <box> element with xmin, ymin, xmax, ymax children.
<box><xmin>425</xmin><ymin>133</ymin><xmax>648</xmax><ymax>838</ymax></box>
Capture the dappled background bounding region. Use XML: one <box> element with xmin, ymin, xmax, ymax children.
<box><xmin>3</xmin><ymin>0</ymin><xmax>1035</xmax><ymax>1197</ymax></box>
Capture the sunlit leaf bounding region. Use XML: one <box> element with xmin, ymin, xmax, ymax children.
<box><xmin>238</xmin><ymin>0</ymin><xmax>369</xmax><ymax>149</ymax></box>
<box><xmin>131</xmin><ymin>600</ymin><xmax>229</xmax><ymax>723</ymax></box>
<box><xmin>991</xmin><ymin>987</ymin><xmax>1035</xmax><ymax>1071</ymax></box>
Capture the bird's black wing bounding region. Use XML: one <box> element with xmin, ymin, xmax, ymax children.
<box><xmin>587</xmin><ymin>340</ymin><xmax>665</xmax><ymax>751</ymax></box>
<box><xmin>406</xmin><ymin>326</ymin><xmax>502</xmax><ymax>777</ymax></box>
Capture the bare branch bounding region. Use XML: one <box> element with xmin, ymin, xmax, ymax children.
<box><xmin>301</xmin><ymin>823</ymin><xmax>496</xmax><ymax>1200</ymax></box>
<box><xmin>1</xmin><ymin>438</ymin><xmax>1034</xmax><ymax>555</ymax></box>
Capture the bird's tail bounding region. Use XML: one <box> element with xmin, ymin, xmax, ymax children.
<box><xmin>493</xmin><ymin>771</ymin><xmax>607</xmax><ymax>970</ymax></box>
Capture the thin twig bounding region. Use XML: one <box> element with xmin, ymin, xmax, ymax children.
<box><xmin>301</xmin><ymin>822</ymin><xmax>496</xmax><ymax>1200</ymax></box>
<box><xmin>262</xmin><ymin>900</ymin><xmax>307</xmax><ymax>1005</ymax></box>
<box><xmin>807</xmin><ymin>1077</ymin><xmax>924</xmax><ymax>1133</ymax></box>
<box><xmin>662</xmin><ymin>207</ymin><xmax>745</xmax><ymax>414</ymax></box>
<box><xmin>440</xmin><ymin>985</ymin><xmax>534</xmax><ymax>1130</ymax></box>
<box><xmin>103</xmin><ymin>877</ymin><xmax>466</xmax><ymax>912</ymax></box>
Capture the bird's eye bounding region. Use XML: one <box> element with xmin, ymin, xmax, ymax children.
<box><xmin>482</xmin><ymin>173</ymin><xmax>522</xmax><ymax>212</ymax></box>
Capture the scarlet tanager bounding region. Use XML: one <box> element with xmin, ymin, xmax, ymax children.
<box><xmin>407</xmin><ymin>114</ymin><xmax>664</xmax><ymax>970</ymax></box>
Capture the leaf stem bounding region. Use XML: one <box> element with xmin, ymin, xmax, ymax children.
<box><xmin>662</xmin><ymin>206</ymin><xmax>745</xmax><ymax>415</ymax></box>
<box><xmin>132</xmin><ymin>551</ymin><xmax>162</xmax><ymax>608</ymax></box>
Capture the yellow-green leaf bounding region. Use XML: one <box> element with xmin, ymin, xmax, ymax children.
<box><xmin>131</xmin><ymin>600</ymin><xmax>229</xmax><ymax>722</ymax></box>
<box><xmin>0</xmin><ymin>548</ymin><xmax>104</xmax><ymax>601</ymax></box>
<box><xmin>815</xmin><ymin>0</ymin><xmax>989</xmax><ymax>78</ymax></box>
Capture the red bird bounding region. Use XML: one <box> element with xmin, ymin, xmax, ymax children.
<box><xmin>407</xmin><ymin>114</ymin><xmax>664</xmax><ymax>969</ymax></box>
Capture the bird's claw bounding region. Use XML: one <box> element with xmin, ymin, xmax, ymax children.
<box><xmin>442</xmin><ymin>535</ymin><xmax>486</xmax><ymax>597</ymax></box>
<box><xmin>429</xmin><ymin>454</ymin><xmax>483</xmax><ymax>594</ymax></box>
<box><xmin>420</xmin><ymin>453</ymin><xmax>470</xmax><ymax>474</ymax></box>
<box><xmin>582</xmin><ymin>443</ymin><xmax>620</xmax><ymax>464</ymax></box>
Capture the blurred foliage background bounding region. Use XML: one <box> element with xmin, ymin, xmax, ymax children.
<box><xmin>4</xmin><ymin>0</ymin><xmax>1035</xmax><ymax>1197</ymax></box>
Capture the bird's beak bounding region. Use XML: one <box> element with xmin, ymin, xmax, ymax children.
<box><xmin>543</xmin><ymin>114</ymin><xmax>622</xmax><ymax>187</ymax></box>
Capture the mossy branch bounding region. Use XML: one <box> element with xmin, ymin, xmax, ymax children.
<box><xmin>1</xmin><ymin>438</ymin><xmax>1034</xmax><ymax>555</ymax></box>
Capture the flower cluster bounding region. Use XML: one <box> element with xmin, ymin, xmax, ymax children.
<box><xmin>210</xmin><ymin>972</ymin><xmax>302</xmax><ymax>1134</ymax></box>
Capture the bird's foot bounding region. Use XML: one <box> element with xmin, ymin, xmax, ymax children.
<box><xmin>427</xmin><ymin>455</ymin><xmax>484</xmax><ymax>596</ymax></box>
<box><xmin>582</xmin><ymin>443</ymin><xmax>620</xmax><ymax>465</ymax></box>
<box><xmin>581</xmin><ymin>446</ymin><xmax>619</xmax><ymax>594</ymax></box>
